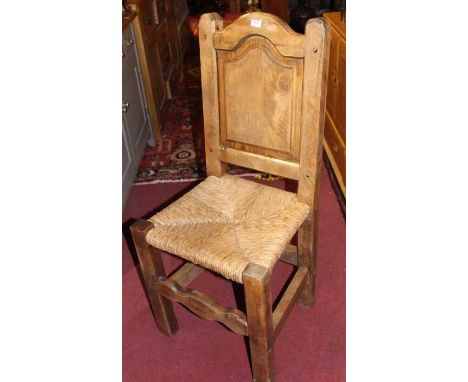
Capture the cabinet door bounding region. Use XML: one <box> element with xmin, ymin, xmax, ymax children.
<box><xmin>335</xmin><ymin>40</ymin><xmax>346</xmax><ymax>139</ymax></box>
<box><xmin>122</xmin><ymin>24</ymin><xmax>152</xmax><ymax>208</ymax></box>
<box><xmin>122</xmin><ymin>50</ymin><xmax>150</xmax><ymax>162</ymax></box>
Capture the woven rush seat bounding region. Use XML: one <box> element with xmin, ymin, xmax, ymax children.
<box><xmin>146</xmin><ymin>174</ymin><xmax>310</xmax><ymax>283</ymax></box>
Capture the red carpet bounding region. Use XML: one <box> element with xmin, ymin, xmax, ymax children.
<box><xmin>122</xmin><ymin>168</ymin><xmax>346</xmax><ymax>381</ymax></box>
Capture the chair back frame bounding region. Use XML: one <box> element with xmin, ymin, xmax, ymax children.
<box><xmin>199</xmin><ymin>12</ymin><xmax>330</xmax><ymax>207</ymax></box>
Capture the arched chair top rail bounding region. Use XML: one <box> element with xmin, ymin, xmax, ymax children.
<box><xmin>212</xmin><ymin>12</ymin><xmax>306</xmax><ymax>58</ymax></box>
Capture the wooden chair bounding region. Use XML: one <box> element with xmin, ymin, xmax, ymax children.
<box><xmin>131</xmin><ymin>12</ymin><xmax>330</xmax><ymax>381</ymax></box>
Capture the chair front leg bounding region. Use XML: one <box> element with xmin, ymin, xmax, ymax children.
<box><xmin>243</xmin><ymin>263</ymin><xmax>275</xmax><ymax>382</ymax></box>
<box><xmin>130</xmin><ymin>220</ymin><xmax>179</xmax><ymax>336</ymax></box>
<box><xmin>297</xmin><ymin>211</ymin><xmax>318</xmax><ymax>307</ymax></box>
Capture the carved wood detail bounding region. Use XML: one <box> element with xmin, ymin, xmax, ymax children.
<box><xmin>217</xmin><ymin>35</ymin><xmax>303</xmax><ymax>162</ymax></box>
<box><xmin>155</xmin><ymin>277</ymin><xmax>248</xmax><ymax>336</ymax></box>
<box><xmin>213</xmin><ymin>12</ymin><xmax>305</xmax><ymax>58</ymax></box>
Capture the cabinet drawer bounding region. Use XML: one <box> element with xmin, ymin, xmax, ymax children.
<box><xmin>324</xmin><ymin>112</ymin><xmax>346</xmax><ymax>186</ymax></box>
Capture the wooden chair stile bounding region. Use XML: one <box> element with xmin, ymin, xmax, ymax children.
<box><xmin>130</xmin><ymin>11</ymin><xmax>330</xmax><ymax>381</ymax></box>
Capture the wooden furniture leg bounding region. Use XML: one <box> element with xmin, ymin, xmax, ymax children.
<box><xmin>130</xmin><ymin>220</ymin><xmax>179</xmax><ymax>336</ymax></box>
<box><xmin>298</xmin><ymin>209</ymin><xmax>319</xmax><ymax>307</ymax></box>
<box><xmin>243</xmin><ymin>264</ymin><xmax>275</xmax><ymax>382</ymax></box>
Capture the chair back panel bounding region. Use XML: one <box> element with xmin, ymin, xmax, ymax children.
<box><xmin>199</xmin><ymin>12</ymin><xmax>330</xmax><ymax>206</ymax></box>
<box><xmin>217</xmin><ymin>36</ymin><xmax>304</xmax><ymax>162</ymax></box>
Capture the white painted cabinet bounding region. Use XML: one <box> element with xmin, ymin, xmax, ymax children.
<box><xmin>122</xmin><ymin>23</ymin><xmax>152</xmax><ymax>208</ymax></box>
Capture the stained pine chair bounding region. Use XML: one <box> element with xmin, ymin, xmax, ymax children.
<box><xmin>131</xmin><ymin>12</ymin><xmax>330</xmax><ymax>382</ymax></box>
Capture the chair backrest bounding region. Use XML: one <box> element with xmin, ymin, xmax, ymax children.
<box><xmin>199</xmin><ymin>12</ymin><xmax>330</xmax><ymax>207</ymax></box>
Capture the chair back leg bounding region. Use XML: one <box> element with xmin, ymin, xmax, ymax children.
<box><xmin>298</xmin><ymin>211</ymin><xmax>319</xmax><ymax>307</ymax></box>
<box><xmin>131</xmin><ymin>220</ymin><xmax>179</xmax><ymax>336</ymax></box>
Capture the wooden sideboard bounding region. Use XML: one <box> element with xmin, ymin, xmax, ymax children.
<box><xmin>323</xmin><ymin>11</ymin><xmax>346</xmax><ymax>196</ymax></box>
<box><xmin>128</xmin><ymin>0</ymin><xmax>190</xmax><ymax>141</ymax></box>
<box><xmin>261</xmin><ymin>0</ymin><xmax>289</xmax><ymax>22</ymax></box>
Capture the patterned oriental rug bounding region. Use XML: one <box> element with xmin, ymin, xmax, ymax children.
<box><xmin>134</xmin><ymin>14</ymin><xmax>278</xmax><ymax>184</ymax></box>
